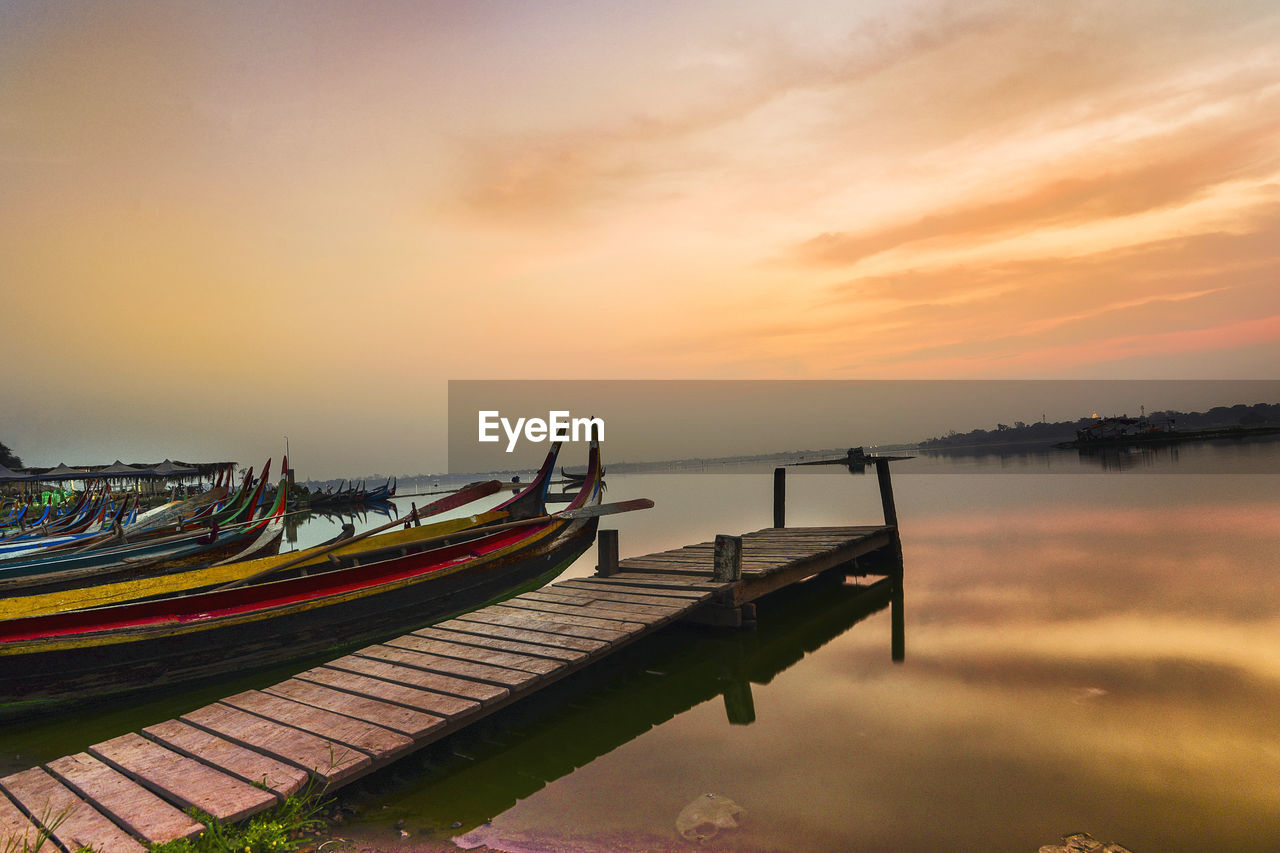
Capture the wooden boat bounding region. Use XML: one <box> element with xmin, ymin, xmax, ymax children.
<box><xmin>309</xmin><ymin>475</ymin><xmax>397</xmax><ymax>507</ymax></box>
<box><xmin>0</xmin><ymin>442</ymin><xmax>614</xmax><ymax>717</ymax></box>
<box><xmin>0</xmin><ymin>456</ymin><xmax>538</xmax><ymax>616</ymax></box>
<box><xmin>0</xmin><ymin>489</ymin><xmax>285</xmax><ymax>597</ymax></box>
<box><xmin>0</xmin><ymin>463</ymin><xmax>278</xmax><ymax>589</ymax></box>
<box><xmin>363</xmin><ymin>476</ymin><xmax>396</xmax><ymax>501</ymax></box>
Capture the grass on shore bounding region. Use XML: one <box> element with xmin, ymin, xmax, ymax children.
<box><xmin>147</xmin><ymin>785</ymin><xmax>328</xmax><ymax>853</ymax></box>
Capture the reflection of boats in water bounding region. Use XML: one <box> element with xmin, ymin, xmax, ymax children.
<box><xmin>554</xmin><ymin>467</ymin><xmax>607</xmax><ymax>503</ymax></box>
<box><xmin>331</xmin><ymin>571</ymin><xmax>904</xmax><ymax>839</ymax></box>
<box><xmin>284</xmin><ymin>500</ymin><xmax>399</xmax><ymax>544</ymax></box>
<box><xmin>561</xmin><ymin>466</ymin><xmax>605</xmax><ymax>483</ymax></box>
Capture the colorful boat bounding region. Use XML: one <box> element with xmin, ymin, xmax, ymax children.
<box><xmin>0</xmin><ymin>463</ymin><xmax>283</xmax><ymax>594</ymax></box>
<box><xmin>0</xmin><ymin>448</ymin><xmax>557</xmax><ymax>616</ymax></box>
<box><xmin>0</xmin><ymin>442</ymin><xmax>607</xmax><ymax>718</ymax></box>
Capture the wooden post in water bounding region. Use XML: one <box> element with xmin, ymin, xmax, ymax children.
<box><xmin>596</xmin><ymin>528</ymin><xmax>619</xmax><ymax>577</ymax></box>
<box><xmin>713</xmin><ymin>534</ymin><xmax>743</xmax><ymax>582</ymax></box>
<box><xmin>874</xmin><ymin>457</ymin><xmax>905</xmax><ymax>577</ymax></box>
<box><xmin>891</xmin><ymin>578</ymin><xmax>905</xmax><ymax>663</ymax></box>
<box><xmin>773</xmin><ymin>467</ymin><xmax>786</xmax><ymax>528</ymax></box>
<box><xmin>874</xmin><ymin>458</ymin><xmax>898</xmax><ymax>528</ymax></box>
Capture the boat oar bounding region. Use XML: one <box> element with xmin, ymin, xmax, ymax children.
<box><xmin>214</xmin><ymin>496</ymin><xmax>654</xmax><ymax>592</ymax></box>
<box><xmin>211</xmin><ymin>479</ymin><xmax>505</xmax><ymax>592</ymax></box>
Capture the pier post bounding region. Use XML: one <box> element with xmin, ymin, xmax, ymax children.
<box><xmin>891</xmin><ymin>578</ymin><xmax>905</xmax><ymax>663</ymax></box>
<box><xmin>874</xmin><ymin>458</ymin><xmax>905</xmax><ymax>577</ymax></box>
<box><xmin>713</xmin><ymin>534</ymin><xmax>743</xmax><ymax>582</ymax></box>
<box><xmin>874</xmin><ymin>458</ymin><xmax>898</xmax><ymax>528</ymax></box>
<box><xmin>773</xmin><ymin>467</ymin><xmax>786</xmax><ymax>528</ymax></box>
<box><xmin>596</xmin><ymin>528</ymin><xmax>619</xmax><ymax>577</ymax></box>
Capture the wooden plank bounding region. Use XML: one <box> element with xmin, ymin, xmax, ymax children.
<box><xmin>455</xmin><ymin>607</ymin><xmax>634</xmax><ymax>642</ymax></box>
<box><xmin>742</xmin><ymin>549</ymin><xmax>843</xmax><ymax>559</ymax></box>
<box><xmin>577</xmin><ymin>573</ymin><xmax>724</xmax><ymax>588</ymax></box>
<box><xmin>295</xmin><ymin>665</ymin><xmax>481</xmax><ymax>719</ymax></box>
<box><xmin>743</xmin><ymin>542</ymin><xmax>847</xmax><ymax>551</ymax></box>
<box><xmin>0</xmin><ymin>786</ymin><xmax>44</xmax><ymax>852</ymax></box>
<box><xmin>352</xmin><ymin>644</ymin><xmax>541</xmax><ymax>689</ymax></box>
<box><xmin>142</xmin><ymin>719</ymin><xmax>308</xmax><ymax>800</ymax></box>
<box><xmin>0</xmin><ymin>767</ymin><xmax>146</xmax><ymax>853</ymax></box>
<box><xmin>610</xmin><ymin>563</ymin><xmax>717</xmax><ymax>578</ymax></box>
<box><xmin>412</xmin><ymin>625</ymin><xmax>591</xmax><ymax>661</ymax></box>
<box><xmin>89</xmin><ymin>732</ymin><xmax>277</xmax><ymax>823</ymax></box>
<box><xmin>746</xmin><ymin>528</ymin><xmax>879</xmax><ymax>537</ymax></box>
<box><xmin>432</xmin><ymin>617</ymin><xmax>610</xmax><ymax>653</ymax></box>
<box><xmin>744</xmin><ymin>551</ymin><xmax>844</xmax><ymax>560</ymax></box>
<box><xmin>748</xmin><ymin>530</ymin><xmax>857</xmax><ymax>537</ymax></box>
<box><xmin>746</xmin><ymin>542</ymin><xmax>872</xmax><ymax>550</ymax></box>
<box><xmin>181</xmin><ymin>703</ymin><xmax>370</xmax><ymax>785</ymax></box>
<box><xmin>747</xmin><ymin>539</ymin><xmax>883</xmax><ymax>547</ymax></box>
<box><xmin>324</xmin><ymin>654</ymin><xmax>509</xmax><ymax>704</ymax></box>
<box><xmin>45</xmin><ymin>752</ymin><xmax>204</xmax><ymax>844</ymax></box>
<box><xmin>533</xmin><ymin>586</ymin><xmax>687</xmax><ymax>609</ymax></box>
<box><xmin>649</xmin><ymin>548</ymin><xmax>798</xmax><ymax>563</ymax></box>
<box><xmin>521</xmin><ymin>589</ymin><xmax>684</xmax><ymax>617</ymax></box>
<box><xmin>489</xmin><ymin>601</ymin><xmax>647</xmax><ymax>629</ymax></box>
<box><xmin>264</xmin><ymin>678</ymin><xmax>448</xmax><ymax>740</ymax></box>
<box><xmin>619</xmin><ymin>554</ymin><xmax>714</xmax><ymax>566</ymax></box>
<box><xmin>385</xmin><ymin>632</ymin><xmax>564</xmax><ymax>674</ymax></box>
<box><xmin>500</xmin><ymin>597</ymin><xmax>665</xmax><ymax>627</ymax></box>
<box><xmin>218</xmin><ymin>691</ymin><xmax>413</xmax><ymax>763</ymax></box>
<box><xmin>601</xmin><ymin>573</ymin><xmax>726</xmax><ymax>590</ymax></box>
<box><xmin>633</xmin><ymin>549</ymin><xmax>715</xmax><ymax>559</ymax></box>
<box><xmin>748</xmin><ymin>525</ymin><xmax>884</xmax><ymax>534</ymax></box>
<box><xmin>556</xmin><ymin>579</ymin><xmax>712</xmax><ymax>601</ymax></box>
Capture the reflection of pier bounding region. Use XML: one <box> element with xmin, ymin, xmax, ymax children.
<box><xmin>0</xmin><ymin>466</ymin><xmax>904</xmax><ymax>850</ymax></box>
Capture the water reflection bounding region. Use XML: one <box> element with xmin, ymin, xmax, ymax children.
<box><xmin>1073</xmin><ymin>443</ymin><xmax>1180</xmax><ymax>471</ymax></box>
<box><xmin>331</xmin><ymin>571</ymin><xmax>904</xmax><ymax>840</ymax></box>
<box><xmin>914</xmin><ymin>433</ymin><xmax>1280</xmax><ymax>473</ymax></box>
<box><xmin>283</xmin><ymin>499</ymin><xmax>400</xmax><ymax>547</ymax></box>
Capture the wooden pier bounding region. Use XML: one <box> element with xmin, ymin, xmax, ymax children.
<box><xmin>0</xmin><ymin>464</ymin><xmax>904</xmax><ymax>852</ymax></box>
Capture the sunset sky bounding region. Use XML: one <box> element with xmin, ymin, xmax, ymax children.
<box><xmin>3</xmin><ymin>1</ymin><xmax>1279</xmax><ymax>476</ymax></box>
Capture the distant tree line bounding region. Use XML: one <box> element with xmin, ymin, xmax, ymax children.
<box><xmin>920</xmin><ymin>402</ymin><xmax>1280</xmax><ymax>449</ymax></box>
<box><xmin>0</xmin><ymin>441</ymin><xmax>20</xmax><ymax>469</ymax></box>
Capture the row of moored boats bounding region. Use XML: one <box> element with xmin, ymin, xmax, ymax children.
<box><xmin>0</xmin><ymin>441</ymin><xmax>620</xmax><ymax>720</ymax></box>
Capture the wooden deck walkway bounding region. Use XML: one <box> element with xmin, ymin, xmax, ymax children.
<box><xmin>0</xmin><ymin>470</ymin><xmax>903</xmax><ymax>851</ymax></box>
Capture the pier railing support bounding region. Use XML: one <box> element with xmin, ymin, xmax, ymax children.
<box><xmin>874</xmin><ymin>458</ymin><xmax>898</xmax><ymax>528</ymax></box>
<box><xmin>891</xmin><ymin>578</ymin><xmax>905</xmax><ymax>663</ymax></box>
<box><xmin>713</xmin><ymin>534</ymin><xmax>743</xmax><ymax>582</ymax></box>
<box><xmin>597</xmin><ymin>528</ymin><xmax>619</xmax><ymax>577</ymax></box>
<box><xmin>874</xmin><ymin>457</ymin><xmax>904</xmax><ymax>577</ymax></box>
<box><xmin>773</xmin><ymin>467</ymin><xmax>786</xmax><ymax>528</ymax></box>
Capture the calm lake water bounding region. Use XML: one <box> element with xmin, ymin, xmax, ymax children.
<box><xmin>4</xmin><ymin>439</ymin><xmax>1279</xmax><ymax>852</ymax></box>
